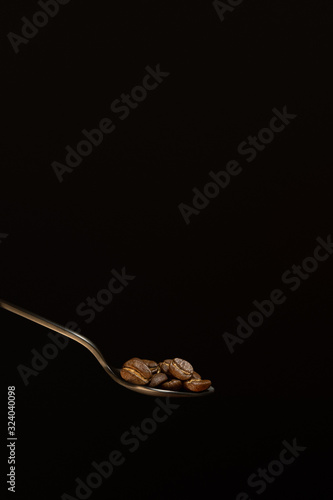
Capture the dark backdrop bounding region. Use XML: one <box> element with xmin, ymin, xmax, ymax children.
<box><xmin>2</xmin><ymin>1</ymin><xmax>333</xmax><ymax>499</ymax></box>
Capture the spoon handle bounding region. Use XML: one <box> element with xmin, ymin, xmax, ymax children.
<box><xmin>0</xmin><ymin>299</ymin><xmax>115</xmax><ymax>378</ymax></box>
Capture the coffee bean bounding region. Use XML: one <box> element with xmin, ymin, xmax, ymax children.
<box><xmin>160</xmin><ymin>379</ymin><xmax>183</xmax><ymax>391</ymax></box>
<box><xmin>169</xmin><ymin>358</ymin><xmax>193</xmax><ymax>381</ymax></box>
<box><xmin>184</xmin><ymin>379</ymin><xmax>211</xmax><ymax>392</ymax></box>
<box><xmin>159</xmin><ymin>359</ymin><xmax>173</xmax><ymax>376</ymax></box>
<box><xmin>121</xmin><ymin>357</ymin><xmax>212</xmax><ymax>392</ymax></box>
<box><xmin>120</xmin><ymin>358</ymin><xmax>152</xmax><ymax>385</ymax></box>
<box><xmin>149</xmin><ymin>372</ymin><xmax>168</xmax><ymax>387</ymax></box>
<box><xmin>142</xmin><ymin>359</ymin><xmax>159</xmax><ymax>374</ymax></box>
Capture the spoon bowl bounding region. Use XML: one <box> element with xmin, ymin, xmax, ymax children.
<box><xmin>0</xmin><ymin>300</ymin><xmax>214</xmax><ymax>397</ymax></box>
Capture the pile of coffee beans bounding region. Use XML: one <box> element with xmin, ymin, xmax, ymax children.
<box><xmin>120</xmin><ymin>357</ymin><xmax>212</xmax><ymax>392</ymax></box>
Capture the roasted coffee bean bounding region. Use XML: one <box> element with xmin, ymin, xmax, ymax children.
<box><xmin>161</xmin><ymin>379</ymin><xmax>183</xmax><ymax>391</ymax></box>
<box><xmin>120</xmin><ymin>358</ymin><xmax>152</xmax><ymax>385</ymax></box>
<box><xmin>159</xmin><ymin>359</ymin><xmax>173</xmax><ymax>376</ymax></box>
<box><xmin>123</xmin><ymin>358</ymin><xmax>152</xmax><ymax>378</ymax></box>
<box><xmin>121</xmin><ymin>356</ymin><xmax>212</xmax><ymax>392</ymax></box>
<box><xmin>169</xmin><ymin>358</ymin><xmax>193</xmax><ymax>381</ymax></box>
<box><xmin>149</xmin><ymin>372</ymin><xmax>168</xmax><ymax>387</ymax></box>
<box><xmin>142</xmin><ymin>359</ymin><xmax>159</xmax><ymax>374</ymax></box>
<box><xmin>184</xmin><ymin>379</ymin><xmax>211</xmax><ymax>392</ymax></box>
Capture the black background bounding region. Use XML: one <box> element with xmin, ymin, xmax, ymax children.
<box><xmin>2</xmin><ymin>1</ymin><xmax>333</xmax><ymax>499</ymax></box>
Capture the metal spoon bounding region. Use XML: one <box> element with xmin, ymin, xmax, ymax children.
<box><xmin>0</xmin><ymin>300</ymin><xmax>214</xmax><ymax>397</ymax></box>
